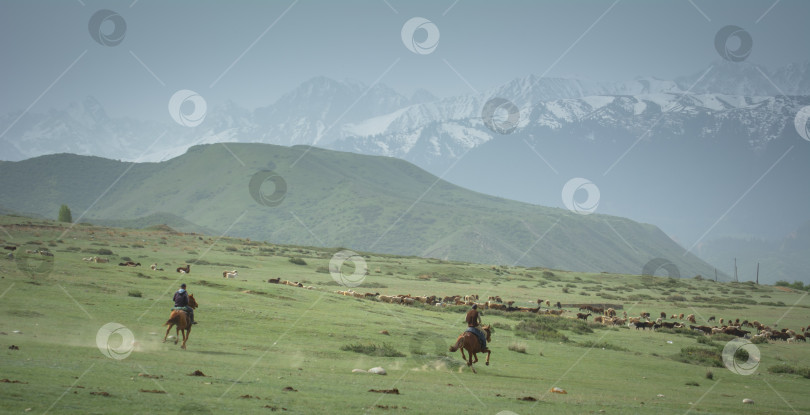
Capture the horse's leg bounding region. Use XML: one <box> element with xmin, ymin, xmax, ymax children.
<box><xmin>485</xmin><ymin>349</ymin><xmax>491</xmax><ymax>366</ymax></box>
<box><xmin>467</xmin><ymin>348</ymin><xmax>476</xmax><ymax>373</ymax></box>
<box><xmin>182</xmin><ymin>326</ymin><xmax>190</xmax><ymax>350</ymax></box>
<box><xmin>175</xmin><ymin>325</ymin><xmax>180</xmax><ymax>345</ymax></box>
<box><xmin>472</xmin><ymin>351</ymin><xmax>478</xmax><ymax>364</ymax></box>
<box><xmin>163</xmin><ymin>323</ymin><xmax>173</xmax><ymax>343</ymax></box>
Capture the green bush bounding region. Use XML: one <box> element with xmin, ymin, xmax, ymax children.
<box><xmin>508</xmin><ymin>343</ymin><xmax>527</xmax><ymax>353</ymax></box>
<box><xmin>340</xmin><ymin>343</ymin><xmax>405</xmax><ymax>357</ymax></box>
<box><xmin>576</xmin><ymin>341</ymin><xmax>629</xmax><ymax>352</ymax></box>
<box><xmin>289</xmin><ymin>257</ymin><xmax>307</xmax><ymax>266</ymax></box>
<box><xmin>128</xmin><ymin>290</ymin><xmax>142</xmax><ymax>298</ymax></box>
<box><xmin>674</xmin><ymin>346</ymin><xmax>723</xmax><ymax>367</ymax></box>
<box><xmin>768</xmin><ymin>364</ymin><xmax>810</xmax><ymax>378</ymax></box>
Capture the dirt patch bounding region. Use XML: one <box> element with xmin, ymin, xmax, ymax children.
<box><xmin>90</xmin><ymin>391</ymin><xmax>110</xmax><ymax>397</ymax></box>
<box><xmin>138</xmin><ymin>373</ymin><xmax>162</xmax><ymax>379</ymax></box>
<box><xmin>139</xmin><ymin>389</ymin><xmax>166</xmax><ymax>394</ymax></box>
<box><xmin>240</xmin><ymin>394</ymin><xmax>260</xmax><ymax>399</ymax></box>
<box><xmin>263</xmin><ymin>405</ymin><xmax>287</xmax><ymax>411</ymax></box>
<box><xmin>8</xmin><ymin>345</ymin><xmax>19</xmax><ymax>350</ymax></box>
<box><xmin>188</xmin><ymin>370</ymin><xmax>206</xmax><ymax>376</ymax></box>
<box><xmin>518</xmin><ymin>396</ymin><xmax>537</xmax><ymax>401</ymax></box>
<box><xmin>0</xmin><ymin>379</ymin><xmax>27</xmax><ymax>384</ymax></box>
<box><xmin>282</xmin><ymin>386</ymin><xmax>297</xmax><ymax>392</ymax></box>
<box><xmin>369</xmin><ymin>388</ymin><xmax>399</xmax><ymax>394</ymax></box>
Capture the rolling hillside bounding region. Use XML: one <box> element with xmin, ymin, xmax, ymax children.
<box><xmin>0</xmin><ymin>143</ymin><xmax>717</xmax><ymax>277</ymax></box>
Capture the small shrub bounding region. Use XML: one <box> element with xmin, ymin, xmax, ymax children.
<box><xmin>315</xmin><ymin>266</ymin><xmax>329</xmax><ymax>273</ymax></box>
<box><xmin>685</xmin><ymin>381</ymin><xmax>700</xmax><ymax>386</ymax></box>
<box><xmin>491</xmin><ymin>322</ymin><xmax>511</xmax><ymax>331</ymax></box>
<box><xmin>562</xmin><ymin>287</ymin><xmax>570</xmax><ymax>294</ymax></box>
<box><xmin>97</xmin><ymin>248</ymin><xmax>114</xmax><ymax>255</ymax></box>
<box><xmin>225</xmin><ymin>246</ymin><xmax>238</xmax><ymax>252</ymax></box>
<box><xmin>768</xmin><ymin>364</ymin><xmax>810</xmax><ymax>378</ymax></box>
<box><xmin>128</xmin><ymin>290</ymin><xmax>142</xmax><ymax>298</ymax></box>
<box><xmin>508</xmin><ymin>343</ymin><xmax>527</xmax><ymax>353</ymax></box>
<box><xmin>576</xmin><ymin>341</ymin><xmax>629</xmax><ymax>352</ymax></box>
<box><xmin>750</xmin><ymin>335</ymin><xmax>768</xmax><ymax>344</ymax></box>
<box><xmin>675</xmin><ymin>346</ymin><xmax>723</xmax><ymax>367</ymax></box>
<box><xmin>121</xmin><ymin>256</ymin><xmax>133</xmax><ymax>262</ymax></box>
<box><xmin>288</xmin><ymin>257</ymin><xmax>307</xmax><ymax>266</ymax></box>
<box><xmin>340</xmin><ymin>343</ymin><xmax>405</xmax><ymax>357</ymax></box>
<box><xmin>705</xmin><ymin>370</ymin><xmax>714</xmax><ymax>380</ymax></box>
<box><xmin>667</xmin><ymin>295</ymin><xmax>687</xmax><ymax>302</ymax></box>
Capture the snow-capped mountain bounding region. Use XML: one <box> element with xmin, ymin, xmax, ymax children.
<box><xmin>3</xmin><ymin>61</ymin><xmax>806</xmax><ymax>164</ymax></box>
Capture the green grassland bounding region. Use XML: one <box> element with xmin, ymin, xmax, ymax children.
<box><xmin>1</xmin><ymin>215</ymin><xmax>809</xmax><ymax>414</ymax></box>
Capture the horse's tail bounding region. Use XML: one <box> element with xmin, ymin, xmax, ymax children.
<box><xmin>165</xmin><ymin>311</ymin><xmax>180</xmax><ymax>326</ymax></box>
<box><xmin>449</xmin><ymin>335</ymin><xmax>464</xmax><ymax>352</ymax></box>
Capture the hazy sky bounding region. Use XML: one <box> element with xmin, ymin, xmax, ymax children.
<box><xmin>1</xmin><ymin>0</ymin><xmax>809</xmax><ymax>121</ymax></box>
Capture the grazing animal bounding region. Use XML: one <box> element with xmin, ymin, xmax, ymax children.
<box><xmin>94</xmin><ymin>257</ymin><xmax>109</xmax><ymax>263</ymax></box>
<box><xmin>690</xmin><ymin>325</ymin><xmax>713</xmax><ymax>335</ymax></box>
<box><xmin>176</xmin><ymin>264</ymin><xmax>191</xmax><ymax>274</ymax></box>
<box><xmin>3</xmin><ymin>246</ymin><xmax>16</xmax><ymax>251</ymax></box>
<box><xmin>678</xmin><ymin>313</ymin><xmax>685</xmax><ymax>320</ymax></box>
<box><xmin>670</xmin><ymin>314</ymin><xmax>678</xmax><ymax>319</ymax></box>
<box><xmin>223</xmin><ymin>270</ymin><xmax>238</xmax><ymax>279</ymax></box>
<box><xmin>635</xmin><ymin>321</ymin><xmax>655</xmax><ymax>330</ymax></box>
<box><xmin>687</xmin><ymin>314</ymin><xmax>697</xmax><ymax>324</ymax></box>
<box><xmin>163</xmin><ymin>293</ymin><xmax>198</xmax><ymax>350</ymax></box>
<box><xmin>641</xmin><ymin>312</ymin><xmax>651</xmax><ymax>319</ymax></box>
<box><xmin>268</xmin><ymin>277</ymin><xmax>281</xmax><ymax>284</ymax></box>
<box><xmin>556</xmin><ymin>301</ymin><xmax>562</xmax><ymax>309</ymax></box>
<box><xmin>576</xmin><ymin>313</ymin><xmax>591</xmax><ymax>320</ymax></box>
<box><xmin>708</xmin><ymin>316</ymin><xmax>716</xmax><ymax>322</ymax></box>
<box><xmin>150</xmin><ymin>263</ymin><xmax>164</xmax><ymax>271</ymax></box>
<box><xmin>118</xmin><ymin>261</ymin><xmax>140</xmax><ymax>267</ymax></box>
<box><xmin>660</xmin><ymin>312</ymin><xmax>667</xmax><ymax>319</ymax></box>
<box><xmin>449</xmin><ymin>325</ymin><xmax>492</xmax><ymax>373</ymax></box>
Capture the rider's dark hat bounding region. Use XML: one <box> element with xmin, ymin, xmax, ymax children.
<box><xmin>181</xmin><ymin>283</ymin><xmax>187</xmax><ymax>288</ymax></box>
<box><xmin>472</xmin><ymin>304</ymin><xmax>477</xmax><ymax>309</ymax></box>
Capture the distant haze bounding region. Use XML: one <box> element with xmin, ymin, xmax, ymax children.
<box><xmin>1</xmin><ymin>1</ymin><xmax>809</xmax><ymax>283</ymax></box>
<box><xmin>1</xmin><ymin>1</ymin><xmax>808</xmax><ymax>120</ymax></box>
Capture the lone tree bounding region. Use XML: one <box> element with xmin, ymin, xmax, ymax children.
<box><xmin>58</xmin><ymin>204</ymin><xmax>72</xmax><ymax>223</ymax></box>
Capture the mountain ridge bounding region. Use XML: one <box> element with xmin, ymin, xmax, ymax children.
<box><xmin>0</xmin><ymin>143</ymin><xmax>720</xmax><ymax>279</ymax></box>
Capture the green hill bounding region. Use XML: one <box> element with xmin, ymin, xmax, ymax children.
<box><xmin>0</xmin><ymin>143</ymin><xmax>717</xmax><ymax>277</ymax></box>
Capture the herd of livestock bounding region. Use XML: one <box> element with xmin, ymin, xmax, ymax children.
<box><xmin>6</xmin><ymin>243</ymin><xmax>806</xmax><ymax>345</ymax></box>
<box><xmin>332</xmin><ymin>289</ymin><xmax>809</xmax><ymax>344</ymax></box>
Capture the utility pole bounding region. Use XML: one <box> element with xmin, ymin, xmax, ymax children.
<box><xmin>756</xmin><ymin>262</ymin><xmax>759</xmax><ymax>285</ymax></box>
<box><xmin>714</xmin><ymin>268</ymin><xmax>717</xmax><ymax>282</ymax></box>
<box><xmin>734</xmin><ymin>258</ymin><xmax>738</xmax><ymax>282</ymax></box>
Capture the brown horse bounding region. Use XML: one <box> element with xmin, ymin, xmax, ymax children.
<box><xmin>163</xmin><ymin>294</ymin><xmax>198</xmax><ymax>349</ymax></box>
<box><xmin>449</xmin><ymin>325</ymin><xmax>492</xmax><ymax>373</ymax></box>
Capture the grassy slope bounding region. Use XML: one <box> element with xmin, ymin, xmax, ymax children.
<box><xmin>0</xmin><ymin>144</ymin><xmax>715</xmax><ymax>277</ymax></box>
<box><xmin>0</xmin><ymin>215</ymin><xmax>808</xmax><ymax>414</ymax></box>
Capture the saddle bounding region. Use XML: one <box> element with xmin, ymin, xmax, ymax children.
<box><xmin>465</xmin><ymin>327</ymin><xmax>486</xmax><ymax>349</ymax></box>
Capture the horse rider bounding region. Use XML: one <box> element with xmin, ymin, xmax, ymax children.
<box><xmin>466</xmin><ymin>304</ymin><xmax>488</xmax><ymax>352</ymax></box>
<box><xmin>173</xmin><ymin>283</ymin><xmax>197</xmax><ymax>324</ymax></box>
